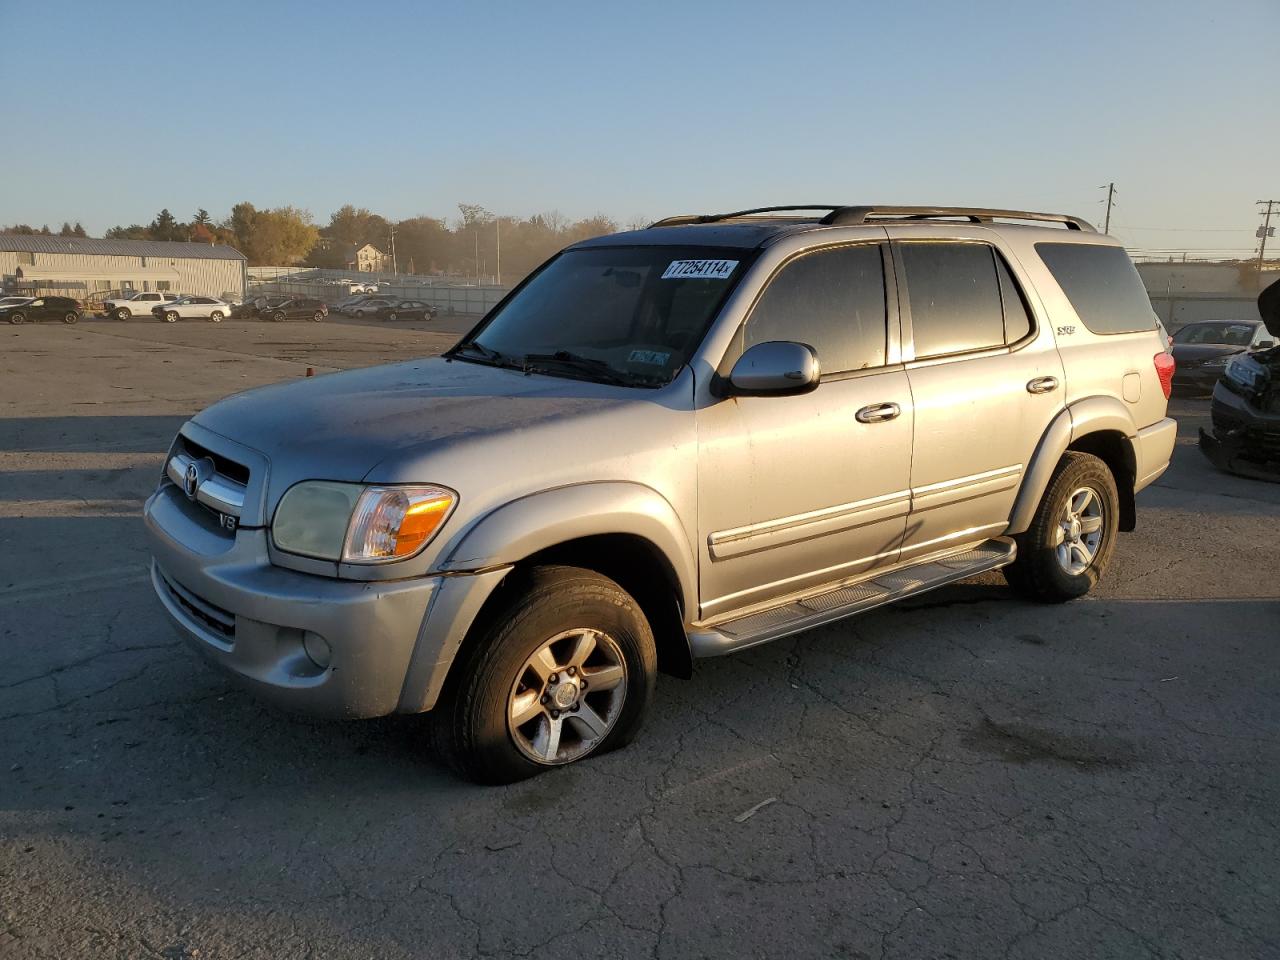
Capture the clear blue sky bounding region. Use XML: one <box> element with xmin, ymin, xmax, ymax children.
<box><xmin>1</xmin><ymin>0</ymin><xmax>1276</xmax><ymax>256</ymax></box>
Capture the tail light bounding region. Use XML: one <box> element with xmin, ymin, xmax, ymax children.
<box><xmin>1153</xmin><ymin>352</ymin><xmax>1175</xmax><ymax>399</ymax></box>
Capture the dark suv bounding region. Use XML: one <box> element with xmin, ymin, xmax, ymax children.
<box><xmin>263</xmin><ymin>298</ymin><xmax>328</xmax><ymax>322</ymax></box>
<box><xmin>0</xmin><ymin>295</ymin><xmax>82</xmax><ymax>325</ymax></box>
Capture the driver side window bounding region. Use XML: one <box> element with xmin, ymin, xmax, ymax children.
<box><xmin>744</xmin><ymin>243</ymin><xmax>888</xmax><ymax>375</ymax></box>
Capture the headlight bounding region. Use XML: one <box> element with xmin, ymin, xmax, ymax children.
<box><xmin>1224</xmin><ymin>357</ymin><xmax>1263</xmax><ymax>391</ymax></box>
<box><xmin>272</xmin><ymin>481</ymin><xmax>456</xmax><ymax>563</ymax></box>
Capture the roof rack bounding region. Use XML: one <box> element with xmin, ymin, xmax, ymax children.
<box><xmin>648</xmin><ymin>204</ymin><xmax>1094</xmax><ymax>232</ymax></box>
<box><xmin>818</xmin><ymin>205</ymin><xmax>1094</xmax><ymax>232</ymax></box>
<box><xmin>649</xmin><ymin>205</ymin><xmax>842</xmax><ymax>228</ymax></box>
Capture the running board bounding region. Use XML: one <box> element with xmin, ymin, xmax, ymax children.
<box><xmin>689</xmin><ymin>538</ymin><xmax>1017</xmax><ymax>658</ymax></box>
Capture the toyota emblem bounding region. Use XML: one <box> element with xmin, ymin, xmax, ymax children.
<box><xmin>183</xmin><ymin>458</ymin><xmax>214</xmax><ymax>501</ymax></box>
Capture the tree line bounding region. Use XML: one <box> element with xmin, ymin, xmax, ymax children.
<box><xmin>1</xmin><ymin>222</ymin><xmax>89</xmax><ymax>237</ymax></box>
<box><xmin>4</xmin><ymin>204</ymin><xmax>641</xmax><ymax>284</ymax></box>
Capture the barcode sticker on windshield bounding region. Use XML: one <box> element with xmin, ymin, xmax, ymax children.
<box><xmin>661</xmin><ymin>259</ymin><xmax>738</xmax><ymax>280</ymax></box>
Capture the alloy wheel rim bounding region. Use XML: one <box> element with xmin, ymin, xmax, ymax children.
<box><xmin>507</xmin><ymin>628</ymin><xmax>627</xmax><ymax>765</ymax></box>
<box><xmin>1054</xmin><ymin>485</ymin><xmax>1104</xmax><ymax>575</ymax></box>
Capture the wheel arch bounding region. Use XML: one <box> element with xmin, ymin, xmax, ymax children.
<box><xmin>1008</xmin><ymin>398</ymin><xmax>1139</xmax><ymax>535</ymax></box>
<box><xmin>400</xmin><ymin>483</ymin><xmax>698</xmax><ymax>713</ymax></box>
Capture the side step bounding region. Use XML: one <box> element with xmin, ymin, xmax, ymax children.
<box><xmin>689</xmin><ymin>538</ymin><xmax>1017</xmax><ymax>658</ymax></box>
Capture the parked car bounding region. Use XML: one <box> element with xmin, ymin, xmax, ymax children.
<box><xmin>232</xmin><ymin>295</ymin><xmax>286</xmax><ymax>319</ymax></box>
<box><xmin>1169</xmin><ymin>319</ymin><xmax>1275</xmax><ymax>393</ymax></box>
<box><xmin>0</xmin><ymin>295</ymin><xmax>82</xmax><ymax>325</ymax></box>
<box><xmin>345</xmin><ymin>297</ymin><xmax>397</xmax><ymax>318</ymax></box>
<box><xmin>144</xmin><ymin>204</ymin><xmax>1176</xmax><ymax>784</ymax></box>
<box><xmin>1200</xmin><ymin>280</ymin><xmax>1280</xmax><ymax>482</ymax></box>
<box><xmin>376</xmin><ymin>299</ymin><xmax>437</xmax><ymax>321</ymax></box>
<box><xmin>150</xmin><ymin>295</ymin><xmax>232</xmax><ymax>323</ymax></box>
<box><xmin>262</xmin><ymin>297</ymin><xmax>329</xmax><ymax>322</ymax></box>
<box><xmin>105</xmin><ymin>291</ymin><xmax>182</xmax><ymax>321</ymax></box>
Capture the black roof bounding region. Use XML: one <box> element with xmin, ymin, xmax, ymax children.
<box><xmin>576</xmin><ymin>220</ymin><xmax>811</xmax><ymax>250</ymax></box>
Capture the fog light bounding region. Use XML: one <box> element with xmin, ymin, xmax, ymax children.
<box><xmin>302</xmin><ymin>631</ymin><xmax>332</xmax><ymax>669</ymax></box>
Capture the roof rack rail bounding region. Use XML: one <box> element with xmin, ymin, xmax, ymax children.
<box><xmin>649</xmin><ymin>205</ymin><xmax>842</xmax><ymax>228</ymax></box>
<box><xmin>818</xmin><ymin>205</ymin><xmax>1095</xmax><ymax>232</ymax></box>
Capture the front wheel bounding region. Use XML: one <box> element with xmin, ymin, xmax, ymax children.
<box><xmin>64</xmin><ymin>312</ymin><xmax>79</xmax><ymax>324</ymax></box>
<box><xmin>387</xmin><ymin>311</ymin><xmax>398</xmax><ymax>321</ymax></box>
<box><xmin>115</xmin><ymin>308</ymin><xmax>131</xmax><ymax>321</ymax></box>
<box><xmin>312</xmin><ymin>311</ymin><xmax>324</xmax><ymax>322</ymax></box>
<box><xmin>8</xmin><ymin>312</ymin><xmax>25</xmax><ymax>325</ymax></box>
<box><xmin>354</xmin><ymin>309</ymin><xmax>366</xmax><ymax>318</ymax></box>
<box><xmin>432</xmin><ymin>566</ymin><xmax>656</xmax><ymax>785</ymax></box>
<box><xmin>1003</xmin><ymin>451</ymin><xmax>1119</xmax><ymax>603</ymax></box>
<box><xmin>164</xmin><ymin>311</ymin><xmax>179</xmax><ymax>323</ymax></box>
<box><xmin>209</xmin><ymin>311</ymin><xmax>224</xmax><ymax>323</ymax></box>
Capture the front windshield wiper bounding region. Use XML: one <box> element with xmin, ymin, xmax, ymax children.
<box><xmin>521</xmin><ymin>351</ymin><xmax>661</xmax><ymax>387</ymax></box>
<box><xmin>448</xmin><ymin>340</ymin><xmax>516</xmax><ymax>368</ymax></box>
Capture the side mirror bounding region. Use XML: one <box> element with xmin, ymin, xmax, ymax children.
<box><xmin>727</xmin><ymin>341</ymin><xmax>820</xmax><ymax>396</ymax></box>
<box><xmin>1257</xmin><ymin>340</ymin><xmax>1275</xmax><ymax>350</ymax></box>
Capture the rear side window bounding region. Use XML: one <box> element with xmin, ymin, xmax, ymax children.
<box><xmin>900</xmin><ymin>242</ymin><xmax>1005</xmax><ymax>357</ymax></box>
<box><xmin>1036</xmin><ymin>243</ymin><xmax>1155</xmax><ymax>335</ymax></box>
<box><xmin>995</xmin><ymin>255</ymin><xmax>1032</xmax><ymax>343</ymax></box>
<box><xmin>745</xmin><ymin>243</ymin><xmax>887</xmax><ymax>374</ymax></box>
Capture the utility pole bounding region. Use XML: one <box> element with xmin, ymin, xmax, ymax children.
<box><xmin>495</xmin><ymin>218</ymin><xmax>502</xmax><ymax>287</ymax></box>
<box><xmin>1258</xmin><ymin>200</ymin><xmax>1279</xmax><ymax>278</ymax></box>
<box><xmin>387</xmin><ymin>226</ymin><xmax>398</xmax><ymax>276</ymax></box>
<box><xmin>1100</xmin><ymin>182</ymin><xmax>1116</xmax><ymax>233</ymax></box>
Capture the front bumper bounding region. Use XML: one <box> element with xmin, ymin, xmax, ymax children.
<box><xmin>1199</xmin><ymin>383</ymin><xmax>1280</xmax><ymax>482</ymax></box>
<box><xmin>145</xmin><ymin>484</ymin><xmax>442</xmax><ymax>718</ymax></box>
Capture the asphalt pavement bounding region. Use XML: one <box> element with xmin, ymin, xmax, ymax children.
<box><xmin>1</xmin><ymin>319</ymin><xmax>1277</xmax><ymax>959</ymax></box>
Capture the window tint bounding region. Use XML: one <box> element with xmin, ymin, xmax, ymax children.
<box><xmin>995</xmin><ymin>254</ymin><xmax>1032</xmax><ymax>343</ymax></box>
<box><xmin>1036</xmin><ymin>243</ymin><xmax>1155</xmax><ymax>335</ymax></box>
<box><xmin>745</xmin><ymin>244</ymin><xmax>887</xmax><ymax>374</ymax></box>
<box><xmin>900</xmin><ymin>242</ymin><xmax>1004</xmax><ymax>357</ymax></box>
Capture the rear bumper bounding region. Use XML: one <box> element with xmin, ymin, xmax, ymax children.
<box><xmin>1133</xmin><ymin>417</ymin><xmax>1178</xmax><ymax>492</ymax></box>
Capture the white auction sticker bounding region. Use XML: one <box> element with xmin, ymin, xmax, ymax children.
<box><xmin>661</xmin><ymin>259</ymin><xmax>739</xmax><ymax>280</ymax></box>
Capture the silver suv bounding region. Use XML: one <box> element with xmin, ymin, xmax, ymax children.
<box><xmin>144</xmin><ymin>205</ymin><xmax>1177</xmax><ymax>783</ymax></box>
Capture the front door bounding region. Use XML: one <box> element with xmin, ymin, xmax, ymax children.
<box><xmin>696</xmin><ymin>241</ymin><xmax>913</xmax><ymax>620</ymax></box>
<box><xmin>889</xmin><ymin>234</ymin><xmax>1066</xmax><ymax>559</ymax></box>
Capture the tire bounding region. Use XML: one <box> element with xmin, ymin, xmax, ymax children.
<box><xmin>272</xmin><ymin>311</ymin><xmax>286</xmax><ymax>323</ymax></box>
<box><xmin>432</xmin><ymin>565</ymin><xmax>657</xmax><ymax>785</ymax></box>
<box><xmin>209</xmin><ymin>311</ymin><xmax>224</xmax><ymax>323</ymax></box>
<box><xmin>1003</xmin><ymin>451</ymin><xmax>1119</xmax><ymax>603</ymax></box>
<box><xmin>8</xmin><ymin>312</ymin><xmax>25</xmax><ymax>325</ymax></box>
<box><xmin>312</xmin><ymin>311</ymin><xmax>325</xmax><ymax>322</ymax></box>
<box><xmin>64</xmin><ymin>312</ymin><xmax>79</xmax><ymax>324</ymax></box>
<box><xmin>388</xmin><ymin>311</ymin><xmax>399</xmax><ymax>321</ymax></box>
<box><xmin>164</xmin><ymin>311</ymin><xmax>179</xmax><ymax>323</ymax></box>
<box><xmin>354</xmin><ymin>309</ymin><xmax>366</xmax><ymax>318</ymax></box>
<box><xmin>115</xmin><ymin>308</ymin><xmax>131</xmax><ymax>321</ymax></box>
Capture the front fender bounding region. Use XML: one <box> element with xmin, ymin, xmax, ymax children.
<box><xmin>437</xmin><ymin>481</ymin><xmax>698</xmax><ymax>617</ymax></box>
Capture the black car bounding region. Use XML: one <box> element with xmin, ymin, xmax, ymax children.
<box><xmin>0</xmin><ymin>295</ymin><xmax>82</xmax><ymax>325</ymax></box>
<box><xmin>1170</xmin><ymin>319</ymin><xmax>1273</xmax><ymax>393</ymax></box>
<box><xmin>1199</xmin><ymin>281</ymin><xmax>1280</xmax><ymax>482</ymax></box>
<box><xmin>261</xmin><ymin>297</ymin><xmax>328</xmax><ymax>322</ymax></box>
<box><xmin>375</xmin><ymin>299</ymin><xmax>437</xmax><ymax>321</ymax></box>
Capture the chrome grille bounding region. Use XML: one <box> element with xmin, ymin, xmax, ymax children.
<box><xmin>166</xmin><ymin>448</ymin><xmax>247</xmax><ymax>518</ymax></box>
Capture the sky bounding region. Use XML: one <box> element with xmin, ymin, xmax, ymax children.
<box><xmin>1</xmin><ymin>0</ymin><xmax>1277</xmax><ymax>258</ymax></box>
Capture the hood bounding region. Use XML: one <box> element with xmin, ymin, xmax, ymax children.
<box><xmin>1261</xmin><ymin>278</ymin><xmax>1280</xmax><ymax>338</ymax></box>
<box><xmin>1170</xmin><ymin>342</ymin><xmax>1244</xmax><ymax>364</ymax></box>
<box><xmin>192</xmin><ymin>356</ymin><xmax>653</xmax><ymax>501</ymax></box>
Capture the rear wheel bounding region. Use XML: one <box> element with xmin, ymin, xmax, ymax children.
<box><xmin>63</xmin><ymin>312</ymin><xmax>79</xmax><ymax>324</ymax></box>
<box><xmin>432</xmin><ymin>566</ymin><xmax>656</xmax><ymax>784</ymax></box>
<box><xmin>8</xmin><ymin>312</ymin><xmax>25</xmax><ymax>325</ymax></box>
<box><xmin>164</xmin><ymin>311</ymin><xmax>179</xmax><ymax>323</ymax></box>
<box><xmin>354</xmin><ymin>309</ymin><xmax>366</xmax><ymax>318</ymax></box>
<box><xmin>312</xmin><ymin>311</ymin><xmax>324</xmax><ymax>322</ymax></box>
<box><xmin>1003</xmin><ymin>451</ymin><xmax>1119</xmax><ymax>602</ymax></box>
<box><xmin>272</xmin><ymin>311</ymin><xmax>286</xmax><ymax>322</ymax></box>
<box><xmin>209</xmin><ymin>311</ymin><xmax>224</xmax><ymax>323</ymax></box>
<box><xmin>388</xmin><ymin>311</ymin><xmax>399</xmax><ymax>321</ymax></box>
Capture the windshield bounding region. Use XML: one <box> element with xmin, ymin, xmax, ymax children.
<box><xmin>0</xmin><ymin>297</ymin><xmax>32</xmax><ymax>306</ymax></box>
<box><xmin>1174</xmin><ymin>322</ymin><xmax>1256</xmax><ymax>346</ymax></box>
<box><xmin>456</xmin><ymin>246</ymin><xmax>749</xmax><ymax>386</ymax></box>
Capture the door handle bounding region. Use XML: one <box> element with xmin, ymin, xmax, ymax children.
<box><xmin>855</xmin><ymin>402</ymin><xmax>901</xmax><ymax>424</ymax></box>
<box><xmin>1026</xmin><ymin>376</ymin><xmax>1059</xmax><ymax>395</ymax></box>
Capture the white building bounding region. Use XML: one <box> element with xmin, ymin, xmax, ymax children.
<box><xmin>0</xmin><ymin>235</ymin><xmax>248</xmax><ymax>302</ymax></box>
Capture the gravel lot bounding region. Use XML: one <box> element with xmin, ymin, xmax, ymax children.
<box><xmin>1</xmin><ymin>318</ymin><xmax>1277</xmax><ymax>959</ymax></box>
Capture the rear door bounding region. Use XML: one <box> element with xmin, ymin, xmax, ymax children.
<box><xmin>696</xmin><ymin>241</ymin><xmax>914</xmax><ymax>618</ymax></box>
<box><xmin>889</xmin><ymin>232</ymin><xmax>1065</xmax><ymax>559</ymax></box>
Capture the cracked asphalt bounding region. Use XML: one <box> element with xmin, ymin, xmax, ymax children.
<box><xmin>1</xmin><ymin>319</ymin><xmax>1278</xmax><ymax>959</ymax></box>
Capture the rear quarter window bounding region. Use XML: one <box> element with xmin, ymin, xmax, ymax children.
<box><xmin>1036</xmin><ymin>243</ymin><xmax>1155</xmax><ymax>335</ymax></box>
